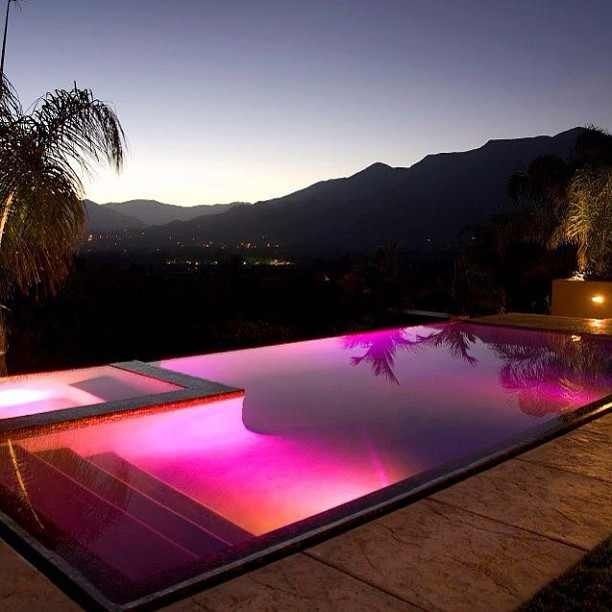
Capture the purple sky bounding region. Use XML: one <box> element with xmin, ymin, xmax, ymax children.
<box><xmin>6</xmin><ymin>0</ymin><xmax>612</xmax><ymax>205</ymax></box>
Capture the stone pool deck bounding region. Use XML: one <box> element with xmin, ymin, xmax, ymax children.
<box><xmin>1</xmin><ymin>313</ymin><xmax>611</xmax><ymax>611</ymax></box>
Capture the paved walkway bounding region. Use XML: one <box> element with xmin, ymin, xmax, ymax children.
<box><xmin>0</xmin><ymin>314</ymin><xmax>610</xmax><ymax>611</ymax></box>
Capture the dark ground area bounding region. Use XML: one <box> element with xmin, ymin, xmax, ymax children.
<box><xmin>522</xmin><ymin>536</ymin><xmax>612</xmax><ymax>612</ymax></box>
<box><xmin>6</xmin><ymin>250</ymin><xmax>444</xmax><ymax>374</ymax></box>
<box><xmin>5</xmin><ymin>243</ymin><xmax>572</xmax><ymax>376</ymax></box>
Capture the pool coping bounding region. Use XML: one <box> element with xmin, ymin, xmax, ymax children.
<box><xmin>0</xmin><ymin>361</ymin><xmax>243</xmax><ymax>437</ymax></box>
<box><xmin>0</xmin><ymin>319</ymin><xmax>611</xmax><ymax>610</ymax></box>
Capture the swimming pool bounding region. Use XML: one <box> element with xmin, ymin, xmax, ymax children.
<box><xmin>0</xmin><ymin>322</ymin><xmax>610</xmax><ymax>609</ymax></box>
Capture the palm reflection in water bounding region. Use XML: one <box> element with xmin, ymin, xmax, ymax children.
<box><xmin>344</xmin><ymin>323</ymin><xmax>612</xmax><ymax>416</ymax></box>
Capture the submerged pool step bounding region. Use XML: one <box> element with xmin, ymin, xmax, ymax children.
<box><xmin>87</xmin><ymin>452</ymin><xmax>251</xmax><ymax>544</ymax></box>
<box><xmin>0</xmin><ymin>444</ymin><xmax>197</xmax><ymax>584</ymax></box>
<box><xmin>38</xmin><ymin>448</ymin><xmax>230</xmax><ymax>558</ymax></box>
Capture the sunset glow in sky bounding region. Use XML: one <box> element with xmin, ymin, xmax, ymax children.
<box><xmin>7</xmin><ymin>0</ymin><xmax>612</xmax><ymax>205</ymax></box>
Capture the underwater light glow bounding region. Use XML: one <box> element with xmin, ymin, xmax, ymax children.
<box><xmin>0</xmin><ymin>388</ymin><xmax>49</xmax><ymax>408</ymax></box>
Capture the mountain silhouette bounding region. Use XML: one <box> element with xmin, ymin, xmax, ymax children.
<box><xmin>83</xmin><ymin>200</ymin><xmax>145</xmax><ymax>232</ymax></box>
<box><xmin>86</xmin><ymin>127</ymin><xmax>584</xmax><ymax>251</ymax></box>
<box><xmin>104</xmin><ymin>199</ymin><xmax>244</xmax><ymax>226</ymax></box>
<box><xmin>84</xmin><ymin>199</ymin><xmax>245</xmax><ymax>232</ymax></box>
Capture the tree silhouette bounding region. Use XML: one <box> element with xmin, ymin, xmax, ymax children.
<box><xmin>0</xmin><ymin>77</ymin><xmax>125</xmax><ymax>373</ymax></box>
<box><xmin>504</xmin><ymin>126</ymin><xmax>612</xmax><ymax>280</ymax></box>
<box><xmin>507</xmin><ymin>154</ymin><xmax>572</xmax><ymax>245</ymax></box>
<box><xmin>549</xmin><ymin>166</ymin><xmax>612</xmax><ymax>279</ymax></box>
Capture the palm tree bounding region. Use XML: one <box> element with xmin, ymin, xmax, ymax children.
<box><xmin>507</xmin><ymin>154</ymin><xmax>571</xmax><ymax>246</ymax></box>
<box><xmin>501</xmin><ymin>127</ymin><xmax>612</xmax><ymax>282</ymax></box>
<box><xmin>0</xmin><ymin>77</ymin><xmax>125</xmax><ymax>373</ymax></box>
<box><xmin>549</xmin><ymin>166</ymin><xmax>612</xmax><ymax>279</ymax></box>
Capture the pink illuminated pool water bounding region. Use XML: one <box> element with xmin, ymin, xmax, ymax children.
<box><xmin>0</xmin><ymin>322</ymin><xmax>611</xmax><ymax>607</ymax></box>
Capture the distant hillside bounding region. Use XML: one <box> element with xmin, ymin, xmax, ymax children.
<box><xmin>83</xmin><ymin>200</ymin><xmax>145</xmax><ymax>232</ymax></box>
<box><xmin>84</xmin><ymin>199</ymin><xmax>247</xmax><ymax>232</ymax></box>
<box><xmin>137</xmin><ymin>127</ymin><xmax>584</xmax><ymax>253</ymax></box>
<box><xmin>104</xmin><ymin>199</ymin><xmax>245</xmax><ymax>226</ymax></box>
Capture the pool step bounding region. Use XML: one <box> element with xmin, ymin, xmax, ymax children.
<box><xmin>87</xmin><ymin>452</ymin><xmax>251</xmax><ymax>544</ymax></box>
<box><xmin>0</xmin><ymin>444</ymin><xmax>197</xmax><ymax>585</ymax></box>
<box><xmin>38</xmin><ymin>448</ymin><xmax>230</xmax><ymax>558</ymax></box>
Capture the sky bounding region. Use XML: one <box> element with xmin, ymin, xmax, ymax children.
<box><xmin>6</xmin><ymin>0</ymin><xmax>612</xmax><ymax>205</ymax></box>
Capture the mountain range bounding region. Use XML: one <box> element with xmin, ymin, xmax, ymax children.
<box><xmin>84</xmin><ymin>199</ymin><xmax>243</xmax><ymax>231</ymax></box>
<box><xmin>84</xmin><ymin>127</ymin><xmax>584</xmax><ymax>253</ymax></box>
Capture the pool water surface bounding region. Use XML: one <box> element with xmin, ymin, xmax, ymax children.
<box><xmin>0</xmin><ymin>322</ymin><xmax>610</xmax><ymax>608</ymax></box>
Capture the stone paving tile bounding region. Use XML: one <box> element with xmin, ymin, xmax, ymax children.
<box><xmin>0</xmin><ymin>540</ymin><xmax>80</xmax><ymax>612</ymax></box>
<box><xmin>432</xmin><ymin>458</ymin><xmax>612</xmax><ymax>550</ymax></box>
<box><xmin>580</xmin><ymin>413</ymin><xmax>612</xmax><ymax>440</ymax></box>
<box><xmin>518</xmin><ymin>418</ymin><xmax>612</xmax><ymax>483</ymax></box>
<box><xmin>163</xmin><ymin>552</ymin><xmax>419</xmax><ymax>612</ymax></box>
<box><xmin>307</xmin><ymin>499</ymin><xmax>585</xmax><ymax>612</ymax></box>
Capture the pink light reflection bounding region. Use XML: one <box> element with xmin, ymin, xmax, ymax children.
<box><xmin>0</xmin><ymin>383</ymin><xmax>100</xmax><ymax>419</ymax></box>
<box><xmin>24</xmin><ymin>397</ymin><xmax>413</xmax><ymax>535</ymax></box>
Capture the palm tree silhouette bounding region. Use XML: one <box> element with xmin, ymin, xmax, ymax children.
<box><xmin>0</xmin><ymin>77</ymin><xmax>125</xmax><ymax>373</ymax></box>
<box><xmin>549</xmin><ymin>166</ymin><xmax>612</xmax><ymax>279</ymax></box>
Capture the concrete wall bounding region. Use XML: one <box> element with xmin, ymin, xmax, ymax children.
<box><xmin>551</xmin><ymin>279</ymin><xmax>612</xmax><ymax>319</ymax></box>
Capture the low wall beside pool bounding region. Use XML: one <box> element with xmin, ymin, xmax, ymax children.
<box><xmin>552</xmin><ymin>279</ymin><xmax>612</xmax><ymax>319</ymax></box>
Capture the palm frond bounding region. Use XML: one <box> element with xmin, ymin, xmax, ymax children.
<box><xmin>32</xmin><ymin>84</ymin><xmax>125</xmax><ymax>188</ymax></box>
<box><xmin>0</xmin><ymin>76</ymin><xmax>21</xmax><ymax>121</ymax></box>
<box><xmin>0</xmin><ymin>78</ymin><xmax>125</xmax><ymax>300</ymax></box>
<box><xmin>550</xmin><ymin>167</ymin><xmax>612</xmax><ymax>278</ymax></box>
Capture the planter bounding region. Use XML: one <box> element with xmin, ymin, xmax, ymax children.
<box><xmin>551</xmin><ymin>278</ymin><xmax>612</xmax><ymax>319</ymax></box>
